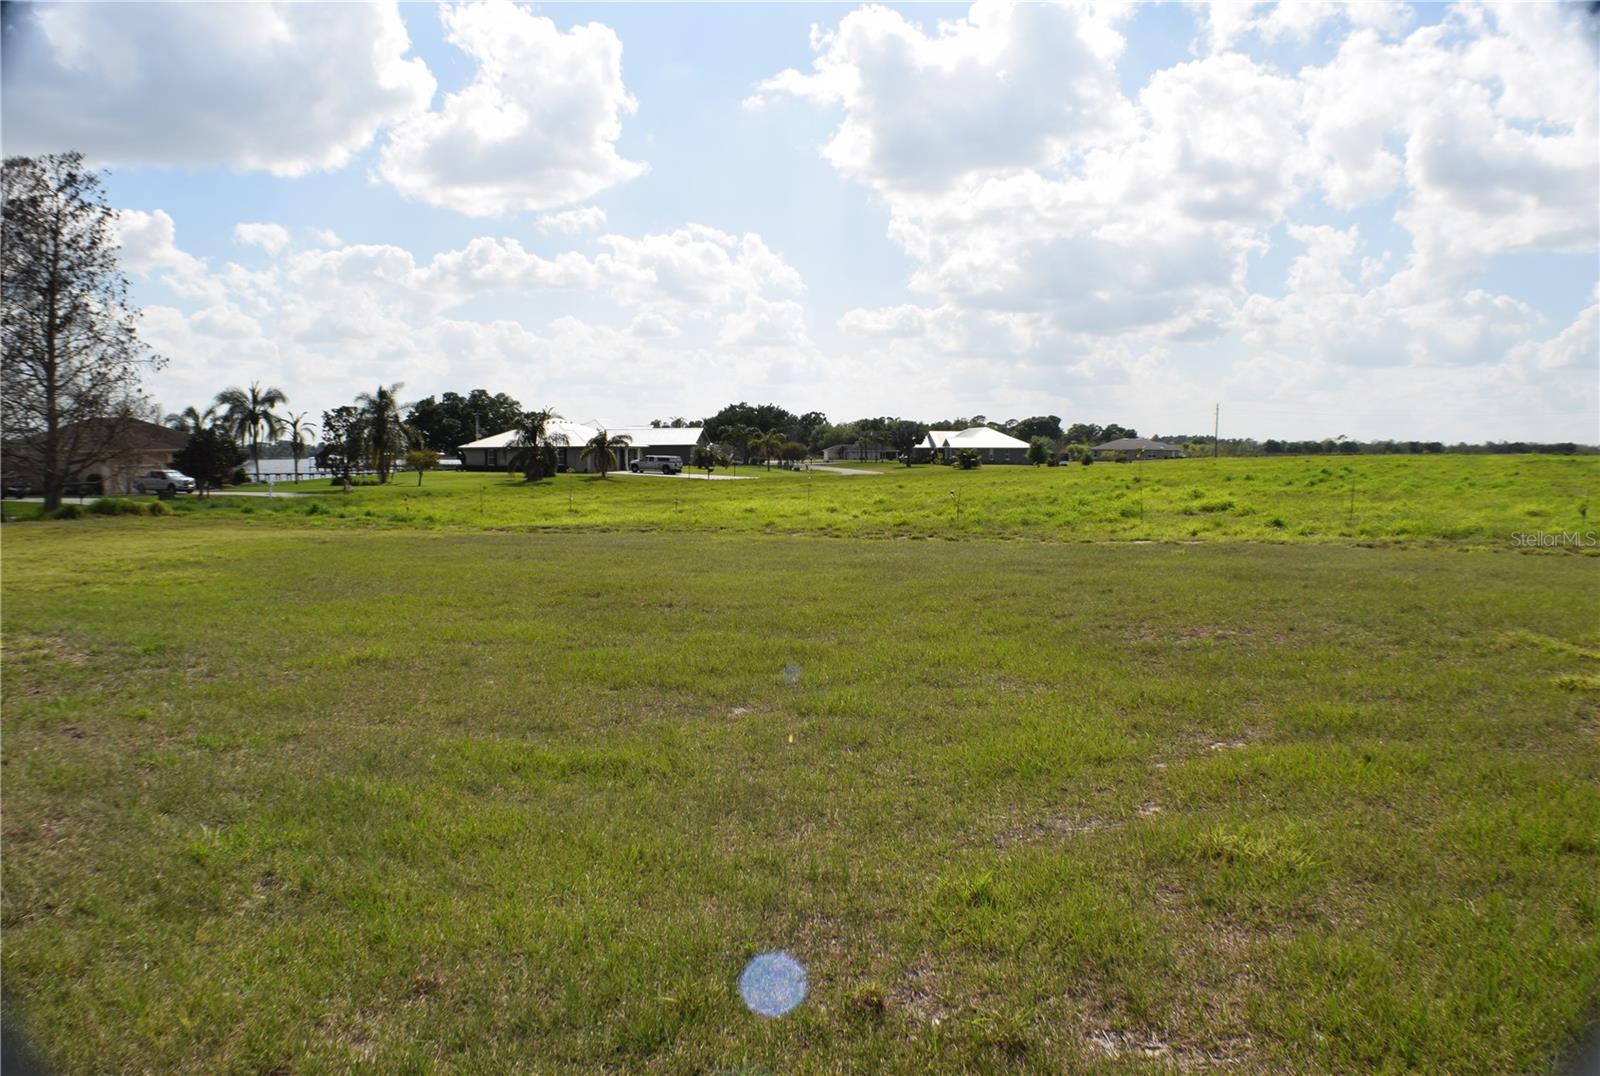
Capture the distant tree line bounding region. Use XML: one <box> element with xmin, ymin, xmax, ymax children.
<box><xmin>1154</xmin><ymin>435</ymin><xmax>1598</xmax><ymax>458</ymax></box>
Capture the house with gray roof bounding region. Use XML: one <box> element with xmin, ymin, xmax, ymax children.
<box><xmin>1092</xmin><ymin>437</ymin><xmax>1183</xmax><ymax>460</ymax></box>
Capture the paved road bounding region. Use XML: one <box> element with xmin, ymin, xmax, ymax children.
<box><xmin>7</xmin><ymin>489</ymin><xmax>307</xmax><ymax>502</ymax></box>
<box><xmin>612</xmin><ymin>470</ymin><xmax>754</xmax><ymax>481</ymax></box>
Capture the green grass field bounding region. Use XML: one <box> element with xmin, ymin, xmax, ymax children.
<box><xmin>10</xmin><ymin>453</ymin><xmax>1594</xmax><ymax>546</ymax></box>
<box><xmin>3</xmin><ymin>456</ymin><xmax>1599</xmax><ymax>1072</ymax></box>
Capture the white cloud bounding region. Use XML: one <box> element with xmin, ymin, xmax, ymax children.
<box><xmin>758</xmin><ymin>6</ymin><xmax>1305</xmax><ymax>343</ymax></box>
<box><xmin>1</xmin><ymin>2</ymin><xmax>434</xmax><ymax>176</ymax></box>
<box><xmin>595</xmin><ymin>226</ymin><xmax>805</xmax><ymax>309</ymax></box>
<box><xmin>309</xmin><ymin>228</ymin><xmax>344</xmax><ymax>248</ymax></box>
<box><xmin>1190</xmin><ymin>1</ymin><xmax>1412</xmax><ymax>54</ymax></box>
<box><xmin>755</xmin><ymin>1</ymin><xmax>1133</xmax><ymax>194</ymax></box>
<box><xmin>718</xmin><ymin>296</ymin><xmax>808</xmax><ymax>348</ymax></box>
<box><xmin>234</xmin><ymin>223</ymin><xmax>291</xmax><ymax>255</ymax></box>
<box><xmin>751</xmin><ymin>0</ymin><xmax>1598</xmax><ymax>439</ymax></box>
<box><xmin>536</xmin><ymin>206</ymin><xmax>608</xmax><ymax>235</ymax></box>
<box><xmin>1509</xmin><ymin>300</ymin><xmax>1599</xmax><ymax>373</ymax></box>
<box><xmin>838</xmin><ymin>304</ymin><xmax>934</xmax><ymax>339</ymax></box>
<box><xmin>114</xmin><ymin>209</ymin><xmax>205</xmax><ymax>277</ymax></box>
<box><xmin>376</xmin><ymin>1</ymin><xmax>646</xmax><ymax>215</ymax></box>
<box><xmin>1239</xmin><ymin>224</ymin><xmax>1541</xmax><ymax>369</ymax></box>
<box><xmin>127</xmin><ymin>211</ymin><xmax>817</xmax><ymax>422</ymax></box>
<box><xmin>628</xmin><ymin>312</ymin><xmax>681</xmax><ymax>340</ymax></box>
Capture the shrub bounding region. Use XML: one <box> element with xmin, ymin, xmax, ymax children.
<box><xmin>146</xmin><ymin>500</ymin><xmax>172</xmax><ymax>517</ymax></box>
<box><xmin>88</xmin><ymin>498</ymin><xmax>143</xmax><ymax>516</ymax></box>
<box><xmin>51</xmin><ymin>504</ymin><xmax>84</xmax><ymax>520</ymax></box>
<box><xmin>229</xmin><ymin>468</ymin><xmax>250</xmax><ymax>486</ymax></box>
<box><xmin>305</xmin><ymin>501</ymin><xmax>328</xmax><ymax>516</ymax></box>
<box><xmin>1080</xmin><ymin>454</ymin><xmax>1093</xmax><ymax>466</ymax></box>
<box><xmin>954</xmin><ymin>449</ymin><xmax>981</xmax><ymax>470</ymax></box>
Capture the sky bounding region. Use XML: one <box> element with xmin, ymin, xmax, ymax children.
<box><xmin>3</xmin><ymin>0</ymin><xmax>1597</xmax><ymax>442</ymax></box>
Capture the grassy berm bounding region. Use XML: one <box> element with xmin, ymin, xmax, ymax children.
<box><xmin>1</xmin><ymin>456</ymin><xmax>1598</xmax><ymax>1072</ymax></box>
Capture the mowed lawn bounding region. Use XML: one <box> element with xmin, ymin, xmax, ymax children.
<box><xmin>30</xmin><ymin>451</ymin><xmax>1592</xmax><ymax>547</ymax></box>
<box><xmin>2</xmin><ymin>518</ymin><xmax>1598</xmax><ymax>1072</ymax></box>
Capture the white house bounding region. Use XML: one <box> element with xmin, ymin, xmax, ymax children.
<box><xmin>918</xmin><ymin>427</ymin><xmax>1031</xmax><ymax>464</ymax></box>
<box><xmin>459</xmin><ymin>422</ymin><xmax>708</xmax><ymax>473</ymax></box>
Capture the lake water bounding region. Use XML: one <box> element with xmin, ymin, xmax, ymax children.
<box><xmin>246</xmin><ymin>458</ymin><xmax>461</xmax><ymax>480</ymax></box>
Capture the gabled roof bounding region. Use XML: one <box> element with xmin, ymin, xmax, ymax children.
<box><xmin>925</xmin><ymin>427</ymin><xmax>1030</xmax><ymax>450</ymax></box>
<box><xmin>1094</xmin><ymin>437</ymin><xmax>1178</xmax><ymax>453</ymax></box>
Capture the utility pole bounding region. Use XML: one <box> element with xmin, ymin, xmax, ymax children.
<box><xmin>1213</xmin><ymin>403</ymin><xmax>1220</xmax><ymax>460</ymax></box>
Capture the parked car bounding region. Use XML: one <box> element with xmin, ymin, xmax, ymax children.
<box><xmin>2</xmin><ymin>479</ymin><xmax>31</xmax><ymax>498</ymax></box>
<box><xmin>133</xmin><ymin>469</ymin><xmax>196</xmax><ymax>494</ymax></box>
<box><xmin>630</xmin><ymin>455</ymin><xmax>684</xmax><ymax>475</ymax></box>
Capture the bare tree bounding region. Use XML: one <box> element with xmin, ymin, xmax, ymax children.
<box><xmin>2</xmin><ymin>153</ymin><xmax>163</xmax><ymax>509</ymax></box>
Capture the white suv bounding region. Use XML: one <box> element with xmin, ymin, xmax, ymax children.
<box><xmin>134</xmin><ymin>469</ymin><xmax>197</xmax><ymax>493</ymax></box>
<box><xmin>630</xmin><ymin>455</ymin><xmax>683</xmax><ymax>475</ymax></box>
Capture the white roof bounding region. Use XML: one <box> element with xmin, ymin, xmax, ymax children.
<box><xmin>924</xmin><ymin>427</ymin><xmax>1030</xmax><ymax>450</ymax></box>
<box><xmin>610</xmin><ymin>425</ymin><xmax>705</xmax><ymax>447</ymax></box>
<box><xmin>460</xmin><ymin>423</ymin><xmax>704</xmax><ymax>450</ymax></box>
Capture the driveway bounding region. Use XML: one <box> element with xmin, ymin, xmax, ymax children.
<box><xmin>806</xmin><ymin>465</ymin><xmax>884</xmax><ymax>476</ymax></box>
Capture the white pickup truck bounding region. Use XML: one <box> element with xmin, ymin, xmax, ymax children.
<box><xmin>133</xmin><ymin>469</ymin><xmax>197</xmax><ymax>494</ymax></box>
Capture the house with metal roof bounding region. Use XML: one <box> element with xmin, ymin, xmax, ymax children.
<box><xmin>458</xmin><ymin>422</ymin><xmax>707</xmax><ymax>473</ymax></box>
<box><xmin>917</xmin><ymin>427</ymin><xmax>1031</xmax><ymax>464</ymax></box>
<box><xmin>1092</xmin><ymin>437</ymin><xmax>1183</xmax><ymax>460</ymax></box>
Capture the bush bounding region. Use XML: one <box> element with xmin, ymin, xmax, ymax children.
<box><xmin>147</xmin><ymin>500</ymin><xmax>172</xmax><ymax>516</ymax></box>
<box><xmin>305</xmin><ymin>501</ymin><xmax>327</xmax><ymax>515</ymax></box>
<box><xmin>50</xmin><ymin>504</ymin><xmax>84</xmax><ymax>520</ymax></box>
<box><xmin>229</xmin><ymin>468</ymin><xmax>250</xmax><ymax>486</ymax></box>
<box><xmin>1080</xmin><ymin>454</ymin><xmax>1094</xmax><ymax>466</ymax></box>
<box><xmin>89</xmin><ymin>497</ymin><xmax>143</xmax><ymax>516</ymax></box>
<box><xmin>954</xmin><ymin>449</ymin><xmax>981</xmax><ymax>470</ymax></box>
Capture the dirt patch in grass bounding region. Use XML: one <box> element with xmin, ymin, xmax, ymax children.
<box><xmin>3</xmin><ymin>633</ymin><xmax>90</xmax><ymax>665</ymax></box>
<box><xmin>990</xmin><ymin>813</ymin><xmax>1123</xmax><ymax>849</ymax></box>
<box><xmin>891</xmin><ymin>956</ymin><xmax>952</xmax><ymax>1028</ymax></box>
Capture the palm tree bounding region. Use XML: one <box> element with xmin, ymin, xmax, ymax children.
<box><xmin>214</xmin><ymin>382</ymin><xmax>288</xmax><ymax>482</ymax></box>
<box><xmin>580</xmin><ymin>428</ymin><xmax>631</xmax><ymax>477</ymax></box>
<box><xmin>721</xmin><ymin>424</ymin><xmax>756</xmax><ymax>468</ymax></box>
<box><xmin>508</xmin><ymin>407</ymin><xmax>566</xmax><ymax>481</ymax></box>
<box><xmin>164</xmin><ymin>404</ymin><xmax>218</xmax><ymax>434</ymax></box>
<box><xmin>284</xmin><ymin>411</ymin><xmax>319</xmax><ymax>484</ymax></box>
<box><xmin>354</xmin><ymin>383</ymin><xmax>408</xmax><ymax>483</ymax></box>
<box><xmin>758</xmin><ymin>430</ymin><xmax>785</xmax><ymax>471</ymax></box>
